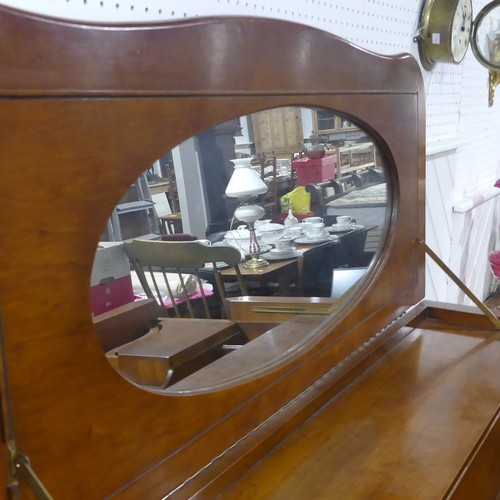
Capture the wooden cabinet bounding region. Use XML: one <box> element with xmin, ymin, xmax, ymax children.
<box><xmin>251</xmin><ymin>106</ymin><xmax>303</xmax><ymax>155</ymax></box>
<box><xmin>314</xmin><ymin>109</ymin><xmax>357</xmax><ymax>134</ymax></box>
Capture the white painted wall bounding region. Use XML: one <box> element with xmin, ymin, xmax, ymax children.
<box><xmin>3</xmin><ymin>0</ymin><xmax>500</xmax><ymax>301</ymax></box>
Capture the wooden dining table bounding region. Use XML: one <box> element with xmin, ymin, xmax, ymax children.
<box><xmin>220</xmin><ymin>251</ymin><xmax>305</xmax><ymax>296</ymax></box>
<box><xmin>219</xmin><ymin>225</ymin><xmax>374</xmax><ymax>296</ymax></box>
<box><xmin>219</xmin><ymin>237</ymin><xmax>336</xmax><ymax>296</ymax></box>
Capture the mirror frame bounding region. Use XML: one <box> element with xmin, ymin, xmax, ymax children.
<box><xmin>471</xmin><ymin>0</ymin><xmax>500</xmax><ymax>70</ymax></box>
<box><xmin>0</xmin><ymin>7</ymin><xmax>425</xmax><ymax>497</ymax></box>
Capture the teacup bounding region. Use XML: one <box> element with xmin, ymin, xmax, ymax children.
<box><xmin>302</xmin><ymin>216</ymin><xmax>323</xmax><ymax>224</ymax></box>
<box><xmin>304</xmin><ymin>222</ymin><xmax>327</xmax><ymax>239</ymax></box>
<box><xmin>274</xmin><ymin>237</ymin><xmax>295</xmax><ymax>253</ymax></box>
<box><xmin>284</xmin><ymin>226</ymin><xmax>302</xmax><ymax>239</ymax></box>
<box><xmin>336</xmin><ymin>215</ymin><xmax>352</xmax><ymax>228</ymax></box>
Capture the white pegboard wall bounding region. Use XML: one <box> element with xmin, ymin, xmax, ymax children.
<box><xmin>1</xmin><ymin>0</ymin><xmax>500</xmax><ymax>197</ymax></box>
<box><xmin>0</xmin><ymin>0</ymin><xmax>422</xmax><ymax>57</ymax></box>
<box><xmin>0</xmin><ymin>0</ymin><xmax>421</xmax><ymax>34</ymax></box>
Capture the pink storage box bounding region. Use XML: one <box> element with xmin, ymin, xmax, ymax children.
<box><xmin>90</xmin><ymin>242</ymin><xmax>134</xmax><ymax>316</ymax></box>
<box><xmin>293</xmin><ymin>155</ymin><xmax>336</xmax><ymax>185</ymax></box>
<box><xmin>90</xmin><ymin>275</ymin><xmax>134</xmax><ymax>316</ymax></box>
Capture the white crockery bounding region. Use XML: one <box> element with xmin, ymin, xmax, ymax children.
<box><xmin>275</xmin><ymin>237</ymin><xmax>295</xmax><ymax>252</ymax></box>
<box><xmin>303</xmin><ymin>222</ymin><xmax>327</xmax><ymax>239</ymax></box>
<box><xmin>336</xmin><ymin>215</ymin><xmax>352</xmax><ymax>227</ymax></box>
<box><xmin>256</xmin><ymin>223</ymin><xmax>286</xmax><ymax>244</ymax></box>
<box><xmin>302</xmin><ymin>216</ymin><xmax>323</xmax><ymax>224</ymax></box>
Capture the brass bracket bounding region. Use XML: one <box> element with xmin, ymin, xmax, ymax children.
<box><xmin>489</xmin><ymin>70</ymin><xmax>500</xmax><ymax>107</ymax></box>
<box><xmin>252</xmin><ymin>306</ymin><xmax>337</xmax><ymax>315</ymax></box>
<box><xmin>416</xmin><ymin>238</ymin><xmax>500</xmax><ymax>329</ymax></box>
<box><xmin>7</xmin><ymin>441</ymin><xmax>53</xmax><ymax>500</ymax></box>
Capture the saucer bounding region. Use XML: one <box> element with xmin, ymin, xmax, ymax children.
<box><xmin>328</xmin><ymin>223</ymin><xmax>364</xmax><ymax>233</ymax></box>
<box><xmin>261</xmin><ymin>249</ymin><xmax>300</xmax><ymax>260</ymax></box>
<box><xmin>270</xmin><ymin>247</ymin><xmax>294</xmax><ymax>255</ymax></box>
<box><xmin>294</xmin><ymin>235</ymin><xmax>333</xmax><ymax>244</ymax></box>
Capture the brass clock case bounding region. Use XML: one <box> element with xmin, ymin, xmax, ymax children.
<box><xmin>417</xmin><ymin>0</ymin><xmax>473</xmax><ymax>70</ymax></box>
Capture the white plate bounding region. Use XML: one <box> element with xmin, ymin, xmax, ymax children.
<box><xmin>294</xmin><ymin>236</ymin><xmax>334</xmax><ymax>244</ymax></box>
<box><xmin>327</xmin><ymin>223</ymin><xmax>365</xmax><ymax>233</ymax></box>
<box><xmin>261</xmin><ymin>249</ymin><xmax>300</xmax><ymax>260</ymax></box>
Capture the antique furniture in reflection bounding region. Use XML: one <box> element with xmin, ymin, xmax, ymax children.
<box><xmin>306</xmin><ymin>167</ymin><xmax>386</xmax><ymax>217</ymax></box>
<box><xmin>158</xmin><ymin>163</ymin><xmax>183</xmax><ymax>234</ymax></box>
<box><xmin>123</xmin><ymin>239</ymin><xmax>247</xmax><ymax>318</ymax></box>
<box><xmin>219</xmin><ymin>230</ymin><xmax>367</xmax><ymax>297</ymax></box>
<box><xmin>335</xmin><ymin>141</ymin><xmax>378</xmax><ymax>177</ymax></box>
<box><xmin>251</xmin><ymin>107</ymin><xmax>303</xmax><ymax>155</ymax></box>
<box><xmin>297</xmin><ymin>228</ymin><xmax>368</xmax><ymax>297</ymax></box>
<box><xmin>98</xmin><ymin>301</ymin><xmax>253</xmax><ymax>390</ymax></box>
<box><xmin>0</xmin><ymin>7</ymin><xmax>498</xmax><ymax>499</ymax></box>
<box><xmin>307</xmin><ymin>173</ymin><xmax>387</xmax><ymax>258</ymax></box>
<box><xmin>220</xmin><ymin>256</ymin><xmax>299</xmax><ymax>296</ymax></box>
<box><xmin>258</xmin><ymin>152</ymin><xmax>280</xmax><ymax>215</ymax></box>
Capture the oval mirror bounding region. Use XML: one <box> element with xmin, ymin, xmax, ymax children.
<box><xmin>90</xmin><ymin>105</ymin><xmax>389</xmax><ymax>393</ymax></box>
<box><xmin>471</xmin><ymin>2</ymin><xmax>500</xmax><ymax>70</ymax></box>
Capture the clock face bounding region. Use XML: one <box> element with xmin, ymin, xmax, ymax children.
<box><xmin>451</xmin><ymin>0</ymin><xmax>473</xmax><ymax>62</ymax></box>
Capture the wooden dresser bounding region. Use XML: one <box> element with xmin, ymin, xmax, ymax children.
<box><xmin>0</xmin><ymin>7</ymin><xmax>497</xmax><ymax>499</ymax></box>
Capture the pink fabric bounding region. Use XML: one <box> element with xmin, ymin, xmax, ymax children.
<box><xmin>162</xmin><ymin>285</ymin><xmax>213</xmax><ymax>308</ymax></box>
<box><xmin>134</xmin><ymin>284</ymin><xmax>214</xmax><ymax>308</ymax></box>
<box><xmin>489</xmin><ymin>251</ymin><xmax>500</xmax><ymax>277</ymax></box>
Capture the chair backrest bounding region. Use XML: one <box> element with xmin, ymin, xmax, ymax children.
<box><xmin>258</xmin><ymin>152</ymin><xmax>280</xmax><ymax>215</ymax></box>
<box><xmin>165</xmin><ymin>163</ymin><xmax>181</xmax><ymax>213</ymax></box>
<box><xmin>123</xmin><ymin>239</ymin><xmax>247</xmax><ymax>318</ymax></box>
<box><xmin>297</xmin><ymin>228</ymin><xmax>368</xmax><ymax>297</ymax></box>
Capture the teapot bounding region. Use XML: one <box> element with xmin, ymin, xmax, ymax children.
<box><xmin>305</xmin><ymin>132</ymin><xmax>326</xmax><ymax>159</ymax></box>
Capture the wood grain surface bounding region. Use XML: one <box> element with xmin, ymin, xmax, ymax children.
<box><xmin>0</xmin><ymin>6</ymin><xmax>434</xmax><ymax>498</ymax></box>
<box><xmin>220</xmin><ymin>327</ymin><xmax>500</xmax><ymax>499</ymax></box>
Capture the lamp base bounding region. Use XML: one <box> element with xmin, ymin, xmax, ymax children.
<box><xmin>243</xmin><ymin>255</ymin><xmax>269</xmax><ymax>269</ymax></box>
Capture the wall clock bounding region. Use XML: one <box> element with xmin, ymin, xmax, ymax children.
<box><xmin>416</xmin><ymin>0</ymin><xmax>473</xmax><ymax>70</ymax></box>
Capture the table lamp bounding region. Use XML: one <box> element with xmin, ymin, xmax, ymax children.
<box><xmin>225</xmin><ymin>158</ymin><xmax>269</xmax><ymax>268</ymax></box>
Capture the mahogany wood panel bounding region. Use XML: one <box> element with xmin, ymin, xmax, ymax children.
<box><xmin>0</xmin><ymin>7</ymin><xmax>426</xmax><ymax>498</ymax></box>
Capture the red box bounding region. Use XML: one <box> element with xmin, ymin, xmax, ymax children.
<box><xmin>90</xmin><ymin>242</ymin><xmax>134</xmax><ymax>315</ymax></box>
<box><xmin>90</xmin><ymin>275</ymin><xmax>134</xmax><ymax>316</ymax></box>
<box><xmin>293</xmin><ymin>155</ymin><xmax>337</xmax><ymax>185</ymax></box>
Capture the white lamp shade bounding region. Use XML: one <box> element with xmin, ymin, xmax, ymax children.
<box><xmin>225</xmin><ymin>158</ymin><xmax>268</xmax><ymax>198</ymax></box>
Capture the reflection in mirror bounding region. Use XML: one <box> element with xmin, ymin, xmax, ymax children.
<box><xmin>471</xmin><ymin>5</ymin><xmax>500</xmax><ymax>106</ymax></box>
<box><xmin>91</xmin><ymin>106</ymin><xmax>388</xmax><ymax>392</ymax></box>
<box><xmin>473</xmin><ymin>5</ymin><xmax>500</xmax><ymax>67</ymax></box>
